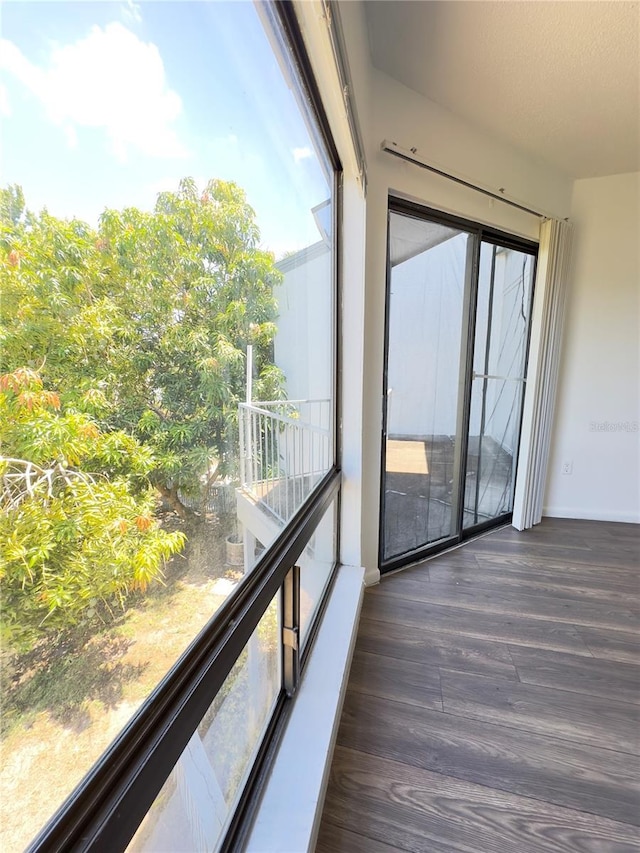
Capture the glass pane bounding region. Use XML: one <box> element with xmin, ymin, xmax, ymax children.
<box><xmin>382</xmin><ymin>213</ymin><xmax>470</xmax><ymax>560</ymax></box>
<box><xmin>464</xmin><ymin>245</ymin><xmax>535</xmax><ymax>526</ymax></box>
<box><xmin>0</xmin><ymin>2</ymin><xmax>334</xmax><ymax>848</ymax></box>
<box><xmin>127</xmin><ymin>598</ymin><xmax>280</xmax><ymax>852</ymax></box>
<box><xmin>299</xmin><ymin>498</ymin><xmax>337</xmax><ymax>650</ymax></box>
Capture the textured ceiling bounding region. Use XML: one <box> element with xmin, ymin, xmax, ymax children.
<box><xmin>366</xmin><ymin>1</ymin><xmax>640</xmax><ymax>179</ymax></box>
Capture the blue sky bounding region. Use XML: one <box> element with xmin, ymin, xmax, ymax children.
<box><xmin>0</xmin><ymin>1</ymin><xmax>331</xmax><ymax>258</ymax></box>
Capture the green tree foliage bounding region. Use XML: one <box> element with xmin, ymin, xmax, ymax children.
<box><xmin>0</xmin><ymin>179</ymin><xmax>284</xmax><ymax>646</ymax></box>
<box><xmin>1</xmin><ymin>178</ymin><xmax>284</xmax><ymax>512</ymax></box>
<box><xmin>0</xmin><ymin>367</ymin><xmax>185</xmax><ymax>650</ymax></box>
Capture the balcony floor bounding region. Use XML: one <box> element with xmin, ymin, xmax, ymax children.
<box><xmin>316</xmin><ymin>518</ymin><xmax>640</xmax><ymax>852</ymax></box>
<box><xmin>383</xmin><ymin>435</ymin><xmax>514</xmax><ymax>559</ymax></box>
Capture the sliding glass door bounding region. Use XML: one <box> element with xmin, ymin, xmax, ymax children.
<box><xmin>464</xmin><ymin>243</ymin><xmax>535</xmax><ymax>528</ymax></box>
<box><xmin>381</xmin><ymin>213</ymin><xmax>470</xmax><ymax>561</ymax></box>
<box><xmin>380</xmin><ymin>201</ymin><xmax>536</xmax><ymax>571</ymax></box>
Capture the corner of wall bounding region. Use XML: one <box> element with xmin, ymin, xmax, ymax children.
<box><xmin>544</xmin><ymin>172</ymin><xmax>640</xmax><ymax>522</ymax></box>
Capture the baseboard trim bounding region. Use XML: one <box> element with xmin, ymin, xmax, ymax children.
<box><xmin>543</xmin><ymin>506</ymin><xmax>640</xmax><ymax>524</ymax></box>
<box><xmin>364</xmin><ymin>564</ymin><xmax>380</xmax><ymax>586</ymax></box>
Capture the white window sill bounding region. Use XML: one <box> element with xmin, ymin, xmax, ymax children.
<box><xmin>243</xmin><ymin>564</ymin><xmax>365</xmax><ymax>853</ymax></box>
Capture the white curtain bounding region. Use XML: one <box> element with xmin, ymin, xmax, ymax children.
<box><xmin>512</xmin><ymin>218</ymin><xmax>573</xmax><ymax>530</ymax></box>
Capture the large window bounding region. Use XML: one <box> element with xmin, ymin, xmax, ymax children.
<box><xmin>0</xmin><ymin>2</ymin><xmax>339</xmax><ymax>849</ymax></box>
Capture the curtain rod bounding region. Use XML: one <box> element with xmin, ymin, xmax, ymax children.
<box><xmin>381</xmin><ymin>139</ymin><xmax>550</xmax><ymax>220</ymax></box>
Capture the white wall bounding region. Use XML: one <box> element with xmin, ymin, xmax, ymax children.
<box><xmin>544</xmin><ymin>172</ymin><xmax>640</xmax><ymax>522</ymax></box>
<box><xmin>275</xmin><ymin>244</ymin><xmax>332</xmax><ymax>403</ymax></box>
<box><xmin>387</xmin><ymin>234</ymin><xmax>466</xmax><ymax>437</ymax></box>
<box><xmin>386</xmin><ymin>237</ymin><xmax>533</xmax><ymax>445</ymax></box>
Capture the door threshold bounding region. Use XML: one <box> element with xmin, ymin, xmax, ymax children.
<box><xmin>381</xmin><ymin>521</ymin><xmax>512</xmax><ymax>579</ymax></box>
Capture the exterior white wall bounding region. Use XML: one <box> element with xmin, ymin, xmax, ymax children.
<box><xmin>387</xmin><ymin>239</ymin><xmax>533</xmax><ymax>446</ymax></box>
<box><xmin>544</xmin><ymin>172</ymin><xmax>640</xmax><ymax>522</ymax></box>
<box><xmin>275</xmin><ymin>245</ymin><xmax>332</xmax><ymax>403</ymax></box>
<box><xmin>387</xmin><ymin>234</ymin><xmax>465</xmax><ymax>437</ymax></box>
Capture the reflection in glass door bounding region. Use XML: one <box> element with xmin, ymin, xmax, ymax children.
<box><xmin>464</xmin><ymin>244</ymin><xmax>535</xmax><ymax>527</ymax></box>
<box><xmin>380</xmin><ymin>203</ymin><xmax>536</xmax><ymax>570</ymax></box>
<box><xmin>381</xmin><ymin>212</ymin><xmax>471</xmax><ymax>562</ymax></box>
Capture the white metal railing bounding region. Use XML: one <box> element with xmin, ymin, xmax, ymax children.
<box><xmin>239</xmin><ymin>399</ymin><xmax>331</xmax><ymax>523</ymax></box>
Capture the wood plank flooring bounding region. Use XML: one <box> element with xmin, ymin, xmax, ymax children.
<box><xmin>316</xmin><ymin>519</ymin><xmax>640</xmax><ymax>853</ymax></box>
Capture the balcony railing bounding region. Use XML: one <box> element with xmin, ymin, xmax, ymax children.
<box><xmin>239</xmin><ymin>399</ymin><xmax>331</xmax><ymax>524</ymax></box>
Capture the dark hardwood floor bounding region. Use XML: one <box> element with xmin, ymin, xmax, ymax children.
<box><xmin>316</xmin><ymin>519</ymin><xmax>640</xmax><ymax>853</ymax></box>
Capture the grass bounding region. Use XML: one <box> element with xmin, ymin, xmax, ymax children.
<box><xmin>0</xmin><ymin>513</ymin><xmax>240</xmax><ymax>853</ymax></box>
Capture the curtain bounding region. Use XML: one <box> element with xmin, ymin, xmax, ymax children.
<box><xmin>512</xmin><ymin>218</ymin><xmax>573</xmax><ymax>530</ymax></box>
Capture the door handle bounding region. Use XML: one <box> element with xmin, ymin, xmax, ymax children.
<box><xmin>473</xmin><ymin>371</ymin><xmax>526</xmax><ymax>382</ymax></box>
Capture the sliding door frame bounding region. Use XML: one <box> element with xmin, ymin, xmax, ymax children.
<box><xmin>379</xmin><ymin>196</ymin><xmax>538</xmax><ymax>574</ymax></box>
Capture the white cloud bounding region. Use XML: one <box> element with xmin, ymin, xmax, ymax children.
<box><xmin>122</xmin><ymin>0</ymin><xmax>142</xmax><ymax>26</ymax></box>
<box><xmin>292</xmin><ymin>146</ymin><xmax>312</xmax><ymax>163</ymax></box>
<box><xmin>64</xmin><ymin>125</ymin><xmax>78</xmax><ymax>149</ymax></box>
<box><xmin>0</xmin><ymin>23</ymin><xmax>187</xmax><ymax>161</ymax></box>
<box><xmin>0</xmin><ymin>84</ymin><xmax>10</xmax><ymax>117</ymax></box>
